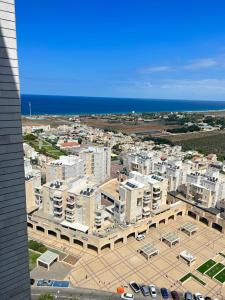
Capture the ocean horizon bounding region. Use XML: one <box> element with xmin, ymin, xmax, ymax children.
<box><xmin>21</xmin><ymin>94</ymin><xmax>225</xmax><ymax>116</ymax></box>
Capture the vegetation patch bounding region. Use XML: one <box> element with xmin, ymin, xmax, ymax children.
<box><xmin>167</xmin><ymin>124</ymin><xmax>200</xmax><ymax>134</ymax></box>
<box><xmin>214</xmin><ymin>268</ymin><xmax>225</xmax><ymax>284</ymax></box>
<box><xmin>196</xmin><ymin>259</ymin><xmax>216</xmax><ymax>274</ymax></box>
<box><xmin>38</xmin><ymin>294</ymin><xmax>54</xmax><ymax>300</ymax></box>
<box><xmin>168</xmin><ymin>131</ymin><xmax>225</xmax><ymax>156</ymax></box>
<box><xmin>24</xmin><ymin>134</ymin><xmax>66</xmax><ymax>159</ymax></box>
<box><xmin>28</xmin><ymin>240</ymin><xmax>47</xmax><ymax>253</ymax></box>
<box><xmin>29</xmin><ymin>249</ymin><xmax>40</xmax><ymax>271</ymax></box>
<box><xmin>142</xmin><ymin>136</ymin><xmax>174</xmax><ymax>146</ymax></box>
<box><xmin>205</xmin><ymin>263</ymin><xmax>225</xmax><ymax>278</ymax></box>
<box><xmin>180</xmin><ymin>272</ymin><xmax>206</xmax><ymax>286</ymax></box>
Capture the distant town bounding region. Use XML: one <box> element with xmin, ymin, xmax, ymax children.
<box><xmin>23</xmin><ymin>111</ymin><xmax>225</xmax><ymax>299</ymax></box>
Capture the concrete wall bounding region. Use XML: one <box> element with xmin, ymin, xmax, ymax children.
<box><xmin>0</xmin><ymin>1</ymin><xmax>30</xmax><ymax>299</ymax></box>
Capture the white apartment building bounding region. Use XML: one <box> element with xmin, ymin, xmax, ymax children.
<box><xmin>186</xmin><ymin>169</ymin><xmax>225</xmax><ymax>208</ymax></box>
<box><xmin>46</xmin><ymin>155</ymin><xmax>85</xmax><ymax>182</ymax></box>
<box><xmin>24</xmin><ymin>158</ymin><xmax>42</xmax><ymax>212</ymax></box>
<box><xmin>116</xmin><ymin>171</ymin><xmax>168</xmax><ymax>224</ymax></box>
<box><xmin>41</xmin><ymin>177</ymin><xmax>101</xmax><ymax>232</ymax></box>
<box><xmin>65</xmin><ymin>178</ymin><xmax>100</xmax><ymax>230</ymax></box>
<box><xmin>43</xmin><ymin>179</ymin><xmax>71</xmax><ymax>221</ymax></box>
<box><xmin>126</xmin><ymin>153</ymin><xmax>154</xmax><ymax>175</ymax></box>
<box><xmin>80</xmin><ymin>146</ymin><xmax>111</xmax><ymax>184</ymax></box>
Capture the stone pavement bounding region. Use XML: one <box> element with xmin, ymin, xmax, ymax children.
<box><xmin>29</xmin><ymin>215</ymin><xmax>225</xmax><ymax>299</ymax></box>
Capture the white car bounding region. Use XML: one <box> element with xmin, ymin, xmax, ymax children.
<box><xmin>136</xmin><ymin>234</ymin><xmax>145</xmax><ymax>241</ymax></box>
<box><xmin>149</xmin><ymin>285</ymin><xmax>157</xmax><ymax>298</ymax></box>
<box><xmin>194</xmin><ymin>293</ymin><xmax>204</xmax><ymax>300</ymax></box>
<box><xmin>121</xmin><ymin>293</ymin><xmax>134</xmax><ymax>299</ymax></box>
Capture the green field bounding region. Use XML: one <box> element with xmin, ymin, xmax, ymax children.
<box><xmin>214</xmin><ymin>269</ymin><xmax>225</xmax><ymax>284</ymax></box>
<box><xmin>205</xmin><ymin>263</ymin><xmax>225</xmax><ymax>278</ymax></box>
<box><xmin>29</xmin><ymin>250</ymin><xmax>41</xmax><ymax>271</ymax></box>
<box><xmin>197</xmin><ymin>259</ymin><xmax>216</xmax><ymax>274</ymax></box>
<box><xmin>180</xmin><ymin>273</ymin><xmax>206</xmax><ymax>286</ymax></box>
<box><xmin>24</xmin><ymin>134</ymin><xmax>66</xmax><ymax>159</ymax></box>
<box><xmin>171</xmin><ymin>132</ymin><xmax>225</xmax><ymax>156</ymax></box>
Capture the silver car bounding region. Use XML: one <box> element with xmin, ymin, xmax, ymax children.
<box><xmin>149</xmin><ymin>285</ymin><xmax>157</xmax><ymax>298</ymax></box>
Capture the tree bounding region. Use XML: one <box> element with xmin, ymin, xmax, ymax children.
<box><xmin>78</xmin><ymin>137</ymin><xmax>82</xmax><ymax>144</ymax></box>
<box><xmin>24</xmin><ymin>133</ymin><xmax>37</xmax><ymax>141</ymax></box>
<box><xmin>38</xmin><ymin>294</ymin><xmax>53</xmax><ymax>300</ymax></box>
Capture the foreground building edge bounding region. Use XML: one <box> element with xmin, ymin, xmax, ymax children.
<box><xmin>0</xmin><ymin>1</ymin><xmax>31</xmax><ymax>299</ymax></box>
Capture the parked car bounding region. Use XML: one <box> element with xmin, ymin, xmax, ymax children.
<box><xmin>30</xmin><ymin>278</ymin><xmax>35</xmax><ymax>285</ymax></box>
<box><xmin>129</xmin><ymin>281</ymin><xmax>140</xmax><ymax>293</ymax></box>
<box><xmin>161</xmin><ymin>288</ymin><xmax>170</xmax><ymax>299</ymax></box>
<box><xmin>171</xmin><ymin>291</ymin><xmax>180</xmax><ymax>300</ymax></box>
<box><xmin>185</xmin><ymin>292</ymin><xmax>193</xmax><ymax>300</ymax></box>
<box><xmin>37</xmin><ymin>279</ymin><xmax>53</xmax><ymax>287</ymax></box>
<box><xmin>194</xmin><ymin>293</ymin><xmax>204</xmax><ymax>300</ymax></box>
<box><xmin>141</xmin><ymin>285</ymin><xmax>150</xmax><ymax>296</ymax></box>
<box><xmin>204</xmin><ymin>297</ymin><xmax>212</xmax><ymax>300</ymax></box>
<box><xmin>149</xmin><ymin>285</ymin><xmax>157</xmax><ymax>298</ymax></box>
<box><xmin>136</xmin><ymin>234</ymin><xmax>145</xmax><ymax>241</ymax></box>
<box><xmin>121</xmin><ymin>293</ymin><xmax>134</xmax><ymax>300</ymax></box>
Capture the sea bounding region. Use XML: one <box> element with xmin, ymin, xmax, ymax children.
<box><xmin>21</xmin><ymin>94</ymin><xmax>225</xmax><ymax>116</ymax></box>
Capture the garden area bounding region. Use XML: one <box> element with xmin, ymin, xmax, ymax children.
<box><xmin>24</xmin><ymin>134</ymin><xmax>66</xmax><ymax>159</ymax></box>
<box><xmin>28</xmin><ymin>240</ymin><xmax>47</xmax><ymax>271</ymax></box>
<box><xmin>195</xmin><ymin>257</ymin><xmax>225</xmax><ymax>284</ymax></box>
<box><xmin>214</xmin><ymin>269</ymin><xmax>225</xmax><ymax>284</ymax></box>
<box><xmin>205</xmin><ymin>263</ymin><xmax>225</xmax><ymax>278</ymax></box>
<box><xmin>196</xmin><ymin>259</ymin><xmax>216</xmax><ymax>274</ymax></box>
<box><xmin>180</xmin><ymin>272</ymin><xmax>206</xmax><ymax>286</ymax></box>
<box><xmin>28</xmin><ymin>240</ymin><xmax>48</xmax><ymax>253</ymax></box>
<box><xmin>29</xmin><ymin>250</ymin><xmax>41</xmax><ymax>271</ymax></box>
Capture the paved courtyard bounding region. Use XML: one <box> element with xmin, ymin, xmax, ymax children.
<box><xmin>31</xmin><ymin>261</ymin><xmax>72</xmax><ymax>280</ymax></box>
<box><xmin>29</xmin><ymin>215</ymin><xmax>225</xmax><ymax>298</ymax></box>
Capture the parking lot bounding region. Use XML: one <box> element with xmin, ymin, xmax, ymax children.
<box><xmin>29</xmin><ymin>215</ymin><xmax>225</xmax><ymax>298</ymax></box>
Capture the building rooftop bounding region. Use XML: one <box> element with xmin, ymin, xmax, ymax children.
<box><xmin>100</xmin><ymin>179</ymin><xmax>120</xmax><ymax>201</ymax></box>
<box><xmin>37</xmin><ymin>250</ymin><xmax>59</xmax><ymax>266</ymax></box>
<box><xmin>61</xmin><ymin>220</ymin><xmax>89</xmax><ymax>233</ymax></box>
<box><xmin>68</xmin><ymin>177</ymin><xmax>95</xmax><ymax>195</ymax></box>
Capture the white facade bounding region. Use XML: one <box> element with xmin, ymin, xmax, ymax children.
<box><xmin>80</xmin><ymin>146</ymin><xmax>111</xmax><ymax>184</ymax></box>
<box><xmin>46</xmin><ymin>155</ymin><xmax>85</xmax><ymax>182</ymax></box>
<box><xmin>186</xmin><ymin>170</ymin><xmax>225</xmax><ymax>208</ymax></box>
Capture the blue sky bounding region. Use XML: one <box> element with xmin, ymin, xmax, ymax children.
<box><xmin>16</xmin><ymin>0</ymin><xmax>225</xmax><ymax>100</ymax></box>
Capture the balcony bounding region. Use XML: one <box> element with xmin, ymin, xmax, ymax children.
<box><xmin>153</xmin><ymin>190</ymin><xmax>160</xmax><ymax>196</ymax></box>
<box><xmin>152</xmin><ymin>203</ymin><xmax>159</xmax><ymax>210</ymax></box>
<box><xmin>67</xmin><ymin>197</ymin><xmax>75</xmax><ymax>204</ymax></box>
<box><xmin>143</xmin><ymin>196</ymin><xmax>151</xmax><ymax>203</ymax></box>
<box><xmin>95</xmin><ymin>215</ymin><xmax>102</xmax><ymax>226</ymax></box>
<box><xmin>95</xmin><ymin>219</ymin><xmax>102</xmax><ymax>225</ymax></box>
<box><xmin>54</xmin><ymin>211</ymin><xmax>63</xmax><ymax>218</ymax></box>
<box><xmin>66</xmin><ymin>215</ymin><xmax>75</xmax><ymax>222</ymax></box>
<box><xmin>142</xmin><ymin>207</ymin><xmax>151</xmax><ymax>216</ymax></box>
<box><xmin>66</xmin><ymin>204</ymin><xmax>75</xmax><ymax>211</ymax></box>
<box><xmin>53</xmin><ymin>201</ymin><xmax>63</xmax><ymax>208</ymax></box>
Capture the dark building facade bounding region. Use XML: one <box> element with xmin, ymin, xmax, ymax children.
<box><xmin>0</xmin><ymin>0</ymin><xmax>30</xmax><ymax>299</ymax></box>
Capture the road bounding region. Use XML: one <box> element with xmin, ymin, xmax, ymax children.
<box><xmin>31</xmin><ymin>286</ymin><xmax>165</xmax><ymax>300</ymax></box>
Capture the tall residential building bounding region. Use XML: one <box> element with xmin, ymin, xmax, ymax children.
<box><xmin>80</xmin><ymin>146</ymin><xmax>111</xmax><ymax>184</ymax></box>
<box><xmin>41</xmin><ymin>177</ymin><xmax>99</xmax><ymax>232</ymax></box>
<box><xmin>46</xmin><ymin>155</ymin><xmax>85</xmax><ymax>182</ymax></box>
<box><xmin>0</xmin><ymin>1</ymin><xmax>30</xmax><ymax>299</ymax></box>
<box><xmin>186</xmin><ymin>169</ymin><xmax>225</xmax><ymax>208</ymax></box>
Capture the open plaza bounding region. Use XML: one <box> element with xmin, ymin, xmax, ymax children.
<box><xmin>29</xmin><ymin>214</ymin><xmax>225</xmax><ymax>298</ymax></box>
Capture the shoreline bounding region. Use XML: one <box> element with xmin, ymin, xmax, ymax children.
<box><xmin>22</xmin><ymin>108</ymin><xmax>225</xmax><ymax>118</ymax></box>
